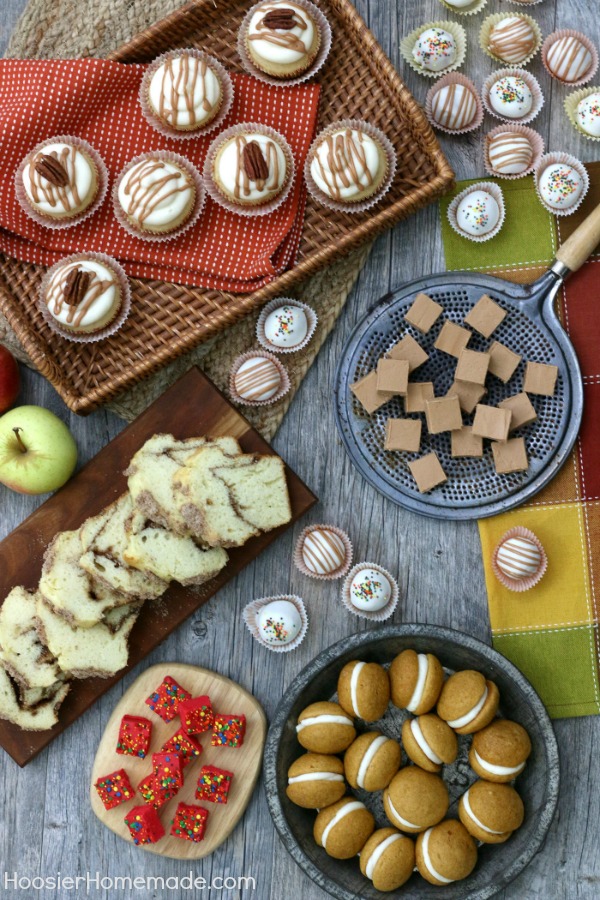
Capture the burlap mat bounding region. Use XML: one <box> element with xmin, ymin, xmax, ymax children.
<box><xmin>5</xmin><ymin>0</ymin><xmax>371</xmax><ymax>439</ymax></box>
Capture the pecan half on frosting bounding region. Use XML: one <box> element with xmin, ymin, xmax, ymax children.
<box><xmin>63</xmin><ymin>268</ymin><xmax>92</xmax><ymax>306</ymax></box>
<box><xmin>242</xmin><ymin>141</ymin><xmax>270</xmax><ymax>181</ymax></box>
<box><xmin>263</xmin><ymin>8</ymin><xmax>297</xmax><ymax>30</ymax></box>
<box><xmin>34</xmin><ymin>153</ymin><xmax>69</xmax><ymax>187</ymax></box>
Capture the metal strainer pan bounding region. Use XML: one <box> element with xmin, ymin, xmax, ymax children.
<box><xmin>334</xmin><ymin>203</ymin><xmax>600</xmax><ymax>520</ymax></box>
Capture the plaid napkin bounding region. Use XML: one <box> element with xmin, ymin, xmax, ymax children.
<box><xmin>441</xmin><ymin>162</ymin><xmax>600</xmax><ymax>720</ymax></box>
<box><xmin>0</xmin><ymin>59</ymin><xmax>320</xmax><ymax>292</ymax></box>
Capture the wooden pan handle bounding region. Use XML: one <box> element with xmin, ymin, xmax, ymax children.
<box><xmin>555</xmin><ymin>202</ymin><xmax>600</xmax><ymax>273</ymax></box>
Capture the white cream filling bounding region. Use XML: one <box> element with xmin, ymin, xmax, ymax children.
<box><xmin>149</xmin><ymin>56</ymin><xmax>221</xmax><ymax>127</ymax></box>
<box><xmin>447</xmin><ymin>686</ymin><xmax>488</xmax><ymax>730</ymax></box>
<box><xmin>321</xmin><ymin>801</ymin><xmax>364</xmax><ymax>850</ymax></box>
<box><xmin>23</xmin><ymin>142</ymin><xmax>94</xmax><ymax>215</ymax></box>
<box><xmin>296</xmin><ymin>714</ymin><xmax>353</xmax><ymax>732</ymax></box>
<box><xmin>473</xmin><ymin>749</ymin><xmax>525</xmax><ymax>777</ymax></box>
<box><xmin>421</xmin><ymin>828</ymin><xmax>453</xmax><ymax>884</ymax></box>
<box><xmin>248</xmin><ymin>1</ymin><xmax>315</xmax><ymax>66</ymax></box>
<box><xmin>387</xmin><ymin>795</ymin><xmax>419</xmax><ymax>830</ymax></box>
<box><xmin>356</xmin><ymin>735</ymin><xmax>388</xmax><ymax>788</ymax></box>
<box><xmin>365</xmin><ymin>833</ymin><xmax>402</xmax><ymax>881</ymax></box>
<box><xmin>406</xmin><ymin>654</ymin><xmax>428</xmax><ymax>713</ymax></box>
<box><xmin>350</xmin><ymin>661</ymin><xmax>365</xmax><ymax>717</ymax></box>
<box><xmin>462</xmin><ymin>789</ymin><xmax>504</xmax><ymax>835</ymax></box>
<box><xmin>118</xmin><ymin>158</ymin><xmax>193</xmax><ymax>227</ymax></box>
<box><xmin>288</xmin><ymin>772</ymin><xmax>344</xmax><ymax>784</ymax></box>
<box><xmin>411</xmin><ymin>719</ymin><xmax>442</xmax><ymax>765</ymax></box>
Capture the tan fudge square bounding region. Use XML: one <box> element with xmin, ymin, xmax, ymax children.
<box><xmin>385</xmin><ymin>418</ymin><xmax>422</xmax><ymax>452</ymax></box>
<box><xmin>499</xmin><ymin>392</ymin><xmax>538</xmax><ymax>431</ymax></box>
<box><xmin>405</xmin><ymin>381</ymin><xmax>435</xmax><ymax>413</ymax></box>
<box><xmin>405</xmin><ymin>293</ymin><xmax>443</xmax><ymax>333</ymax></box>
<box><xmin>455</xmin><ymin>349</ymin><xmax>490</xmax><ymax>386</ymax></box>
<box><xmin>434</xmin><ymin>321</ymin><xmax>471</xmax><ymax>357</ymax></box>
<box><xmin>451</xmin><ymin>426</ymin><xmax>484</xmax><ymax>458</ymax></box>
<box><xmin>447</xmin><ymin>380</ymin><xmax>487</xmax><ymax>414</ymax></box>
<box><xmin>377</xmin><ymin>358</ymin><xmax>409</xmax><ymax>395</ymax></box>
<box><xmin>492</xmin><ymin>437</ymin><xmax>529</xmax><ymax>474</ymax></box>
<box><xmin>523</xmin><ymin>361</ymin><xmax>558</xmax><ymax>396</ymax></box>
<box><xmin>408</xmin><ymin>452</ymin><xmax>447</xmax><ymax>493</ymax></box>
<box><xmin>351</xmin><ymin>371</ymin><xmax>395</xmax><ymax>414</ymax></box>
<box><xmin>488</xmin><ymin>341</ymin><xmax>521</xmax><ymax>383</ymax></box>
<box><xmin>472</xmin><ymin>404</ymin><xmax>512</xmax><ymax>442</ymax></box>
<box><xmin>425</xmin><ymin>395</ymin><xmax>463</xmax><ymax>434</ymax></box>
<box><xmin>464</xmin><ymin>294</ymin><xmax>507</xmax><ymax>338</ymax></box>
<box><xmin>388</xmin><ymin>334</ymin><xmax>429</xmax><ymax>372</ymax></box>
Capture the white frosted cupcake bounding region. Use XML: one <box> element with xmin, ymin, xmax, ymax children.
<box><xmin>244</xmin><ymin>0</ymin><xmax>322</xmax><ymax>78</ymax></box>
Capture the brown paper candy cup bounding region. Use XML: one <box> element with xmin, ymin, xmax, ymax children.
<box><xmin>564</xmin><ymin>86</ymin><xmax>600</xmax><ymax>142</ymax></box>
<box><xmin>482</xmin><ymin>68</ymin><xmax>544</xmax><ymax>125</ymax></box>
<box><xmin>425</xmin><ymin>73</ymin><xmax>483</xmax><ymax>135</ymax></box>
<box><xmin>293</xmin><ymin>524</ymin><xmax>353</xmax><ymax>580</ymax></box>
<box><xmin>447</xmin><ymin>181</ymin><xmax>506</xmax><ymax>243</ymax></box>
<box><xmin>479</xmin><ymin>12</ymin><xmax>542</xmax><ymax>68</ymax></box>
<box><xmin>243</xmin><ymin>594</ymin><xmax>308</xmax><ymax>653</ymax></box>
<box><xmin>542</xmin><ymin>30</ymin><xmax>598</xmax><ymax>88</ymax></box>
<box><xmin>229</xmin><ymin>350</ymin><xmax>291</xmax><ymax>407</ymax></box>
<box><xmin>534</xmin><ymin>151</ymin><xmax>590</xmax><ymax>218</ymax></box>
<box><xmin>256</xmin><ymin>297</ymin><xmax>318</xmax><ymax>355</ymax></box>
<box><xmin>341</xmin><ymin>562</ymin><xmax>400</xmax><ymax>622</ymax></box>
<box><xmin>484</xmin><ymin>123</ymin><xmax>544</xmax><ymax>179</ymax></box>
<box><xmin>492</xmin><ymin>526</ymin><xmax>547</xmax><ymax>592</ymax></box>
<box><xmin>400</xmin><ymin>20</ymin><xmax>467</xmax><ymax>78</ymax></box>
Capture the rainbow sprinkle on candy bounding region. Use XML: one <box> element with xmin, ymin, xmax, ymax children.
<box><xmin>351</xmin><ymin>577</ymin><xmax>383</xmax><ymax>604</ymax></box>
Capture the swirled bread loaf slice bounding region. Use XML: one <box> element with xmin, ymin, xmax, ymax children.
<box><xmin>126</xmin><ymin>434</ymin><xmax>241</xmax><ymax>534</ymax></box>
<box><xmin>212</xmin><ymin>455</ymin><xmax>292</xmax><ymax>533</ymax></box>
<box><xmin>0</xmin><ymin>587</ymin><xmax>65</xmax><ymax>693</ymax></box>
<box><xmin>35</xmin><ymin>594</ymin><xmax>141</xmax><ymax>679</ymax></box>
<box><xmin>39</xmin><ymin>530</ymin><xmax>133</xmax><ymax>627</ymax></box>
<box><xmin>79</xmin><ymin>493</ymin><xmax>167</xmax><ymax>599</ymax></box>
<box><xmin>0</xmin><ymin>665</ymin><xmax>70</xmax><ymax>731</ymax></box>
<box><xmin>123</xmin><ymin>510</ymin><xmax>228</xmax><ymax>586</ymax></box>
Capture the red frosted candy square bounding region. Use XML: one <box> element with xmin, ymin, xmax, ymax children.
<box><xmin>211</xmin><ymin>713</ymin><xmax>246</xmax><ymax>748</ymax></box>
<box><xmin>145</xmin><ymin>675</ymin><xmax>191</xmax><ymax>722</ymax></box>
<box><xmin>94</xmin><ymin>768</ymin><xmax>135</xmax><ymax>810</ymax></box>
<box><xmin>179</xmin><ymin>695</ymin><xmax>214</xmax><ymax>735</ymax></box>
<box><xmin>137</xmin><ymin>772</ymin><xmax>175</xmax><ymax>810</ymax></box>
<box><xmin>195</xmin><ymin>765</ymin><xmax>234</xmax><ymax>804</ymax></box>
<box><xmin>160</xmin><ymin>728</ymin><xmax>203</xmax><ymax>768</ymax></box>
<box><xmin>124</xmin><ymin>804</ymin><xmax>165</xmax><ymax>845</ymax></box>
<box><xmin>116</xmin><ymin>714</ymin><xmax>152</xmax><ymax>758</ymax></box>
<box><xmin>152</xmin><ymin>751</ymin><xmax>184</xmax><ymax>792</ymax></box>
<box><xmin>170</xmin><ymin>802</ymin><xmax>209</xmax><ymax>843</ymax></box>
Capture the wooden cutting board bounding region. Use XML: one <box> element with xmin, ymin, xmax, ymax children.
<box><xmin>90</xmin><ymin>663</ymin><xmax>266</xmax><ymax>859</ymax></box>
<box><xmin>0</xmin><ymin>366</ymin><xmax>317</xmax><ymax>767</ymax></box>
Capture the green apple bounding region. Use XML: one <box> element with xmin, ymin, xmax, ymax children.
<box><xmin>0</xmin><ymin>406</ymin><xmax>77</xmax><ymax>494</ymax></box>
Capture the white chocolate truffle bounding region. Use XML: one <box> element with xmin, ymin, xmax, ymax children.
<box><xmin>301</xmin><ymin>529</ymin><xmax>347</xmax><ymax>576</ymax></box>
<box><xmin>456</xmin><ymin>190</ymin><xmax>500</xmax><ymax>237</ymax></box>
<box><xmin>22</xmin><ymin>141</ymin><xmax>97</xmax><ymax>219</ymax></box>
<box><xmin>496</xmin><ymin>537</ymin><xmax>542</xmax><ymax>579</ymax></box>
<box><xmin>487</xmin><ymin>16</ymin><xmax>537</xmax><ymax>65</ymax></box>
<box><xmin>257</xmin><ymin>600</ymin><xmax>302</xmax><ymax>645</ymax></box>
<box><xmin>413</xmin><ymin>28</ymin><xmax>457</xmax><ymax>72</ymax></box>
<box><xmin>444</xmin><ymin>0</ymin><xmax>477</xmax><ymax>7</ymax></box>
<box><xmin>577</xmin><ymin>93</ymin><xmax>600</xmax><ymax>137</ymax></box>
<box><xmin>546</xmin><ymin>35</ymin><xmax>593</xmax><ymax>84</ymax></box>
<box><xmin>488</xmin><ymin>76</ymin><xmax>533</xmax><ymax>120</ymax></box>
<box><xmin>233</xmin><ymin>356</ymin><xmax>282</xmax><ymax>401</ymax></box>
<box><xmin>538</xmin><ymin>163</ymin><xmax>584</xmax><ymax>210</ymax></box>
<box><xmin>117</xmin><ymin>157</ymin><xmax>194</xmax><ymax>232</ymax></box>
<box><xmin>264</xmin><ymin>305</ymin><xmax>308</xmax><ymax>348</ymax></box>
<box><xmin>431</xmin><ymin>83</ymin><xmax>478</xmax><ymax>131</ymax></box>
<box><xmin>349</xmin><ymin>567</ymin><xmax>392</xmax><ymax>611</ymax></box>
<box><xmin>488</xmin><ymin>132</ymin><xmax>533</xmax><ymax>175</ymax></box>
<box><xmin>148</xmin><ymin>54</ymin><xmax>223</xmax><ymax>130</ymax></box>
<box><xmin>44</xmin><ymin>258</ymin><xmax>120</xmax><ymax>332</ymax></box>
<box><xmin>310</xmin><ymin>128</ymin><xmax>385</xmax><ymax>203</ymax></box>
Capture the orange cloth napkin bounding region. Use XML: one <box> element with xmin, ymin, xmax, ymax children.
<box><xmin>0</xmin><ymin>59</ymin><xmax>320</xmax><ymax>291</ymax></box>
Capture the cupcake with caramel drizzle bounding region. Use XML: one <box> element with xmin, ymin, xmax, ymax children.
<box><xmin>308</xmin><ymin>123</ymin><xmax>390</xmax><ymax>205</ymax></box>
<box><xmin>211</xmin><ymin>127</ymin><xmax>291</xmax><ymax>209</ymax></box>
<box><xmin>244</xmin><ymin>0</ymin><xmax>322</xmax><ymax>78</ymax></box>
<box><xmin>115</xmin><ymin>152</ymin><xmax>198</xmax><ymax>235</ymax></box>
<box><xmin>19</xmin><ymin>137</ymin><xmax>101</xmax><ymax>222</ymax></box>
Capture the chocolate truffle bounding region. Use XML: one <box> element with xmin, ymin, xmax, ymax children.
<box><xmin>309</xmin><ymin>126</ymin><xmax>388</xmax><ymax>204</ymax></box>
<box><xmin>337</xmin><ymin>660</ymin><xmax>390</xmax><ymax>721</ymax></box>
<box><xmin>116</xmin><ymin>156</ymin><xmax>196</xmax><ymax>234</ymax></box>
<box><xmin>263</xmin><ymin>304</ymin><xmax>308</xmax><ymax>349</ymax></box>
<box><xmin>456</xmin><ymin>189</ymin><xmax>500</xmax><ymax>237</ymax></box>
<box><xmin>314</xmin><ymin>797</ymin><xmax>375</xmax><ymax>859</ymax></box>
<box><xmin>437</xmin><ymin>669</ymin><xmax>500</xmax><ymax>735</ymax></box>
<box><xmin>296</xmin><ymin>701</ymin><xmax>356</xmax><ymax>753</ymax></box>
<box><xmin>538</xmin><ymin>162</ymin><xmax>585</xmax><ymax>211</ymax></box>
<box><xmin>430</xmin><ymin>82</ymin><xmax>478</xmax><ymax>131</ymax></box>
<box><xmin>384</xmin><ymin>767</ymin><xmax>449</xmax><ymax>834</ymax></box>
<box><xmin>297</xmin><ymin>527</ymin><xmax>350</xmax><ymax>578</ymax></box>
<box><xmin>213</xmin><ymin>131</ymin><xmax>289</xmax><ymax>207</ymax></box>
<box><xmin>458</xmin><ymin>780</ymin><xmax>524</xmax><ymax>844</ymax></box>
<box><xmin>389</xmin><ymin>649</ymin><xmax>445</xmax><ymax>715</ymax></box>
<box><xmin>359</xmin><ymin>829</ymin><xmax>415</xmax><ymax>892</ymax></box>
<box><xmin>347</xmin><ymin>566</ymin><xmax>392</xmax><ymax>612</ymax></box>
<box><xmin>256</xmin><ymin>599</ymin><xmax>302</xmax><ymax>646</ymax></box>
<box><xmin>401</xmin><ymin>714</ymin><xmax>458</xmax><ymax>773</ymax></box>
<box><xmin>415</xmin><ymin>820</ymin><xmax>477</xmax><ymax>885</ymax></box>
<box><xmin>245</xmin><ymin>1</ymin><xmax>322</xmax><ymax>79</ymax></box>
<box><xmin>42</xmin><ymin>255</ymin><xmax>124</xmax><ymax>335</ymax></box>
<box><xmin>286</xmin><ymin>752</ymin><xmax>346</xmax><ymax>808</ymax></box>
<box><xmin>487</xmin><ymin>131</ymin><xmax>534</xmax><ymax>176</ymax></box>
<box><xmin>469</xmin><ymin>718</ymin><xmax>532</xmax><ymax>782</ymax></box>
<box><xmin>21</xmin><ymin>139</ymin><xmax>99</xmax><ymax>221</ymax></box>
<box><xmin>487</xmin><ymin>16</ymin><xmax>537</xmax><ymax>65</ymax></box>
<box><xmin>233</xmin><ymin>355</ymin><xmax>283</xmax><ymax>402</ymax></box>
<box><xmin>344</xmin><ymin>731</ymin><xmax>401</xmax><ymax>791</ymax></box>
<box><xmin>576</xmin><ymin>92</ymin><xmax>600</xmax><ymax>138</ymax></box>
<box><xmin>488</xmin><ymin>75</ymin><xmax>533</xmax><ymax>120</ymax></box>
<box><xmin>545</xmin><ymin>33</ymin><xmax>594</xmax><ymax>84</ymax></box>
<box><xmin>413</xmin><ymin>27</ymin><xmax>457</xmax><ymax>73</ymax></box>
<box><xmin>147</xmin><ymin>53</ymin><xmax>224</xmax><ymax>131</ymax></box>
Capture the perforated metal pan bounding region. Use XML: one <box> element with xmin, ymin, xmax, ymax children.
<box><xmin>334</xmin><ymin>203</ymin><xmax>600</xmax><ymax>520</ymax></box>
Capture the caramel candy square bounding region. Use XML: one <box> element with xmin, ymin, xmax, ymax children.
<box><xmin>408</xmin><ymin>452</ymin><xmax>447</xmax><ymax>493</ymax></box>
<box><xmin>351</xmin><ymin>371</ymin><xmax>395</xmax><ymax>414</ymax></box>
<box><xmin>425</xmin><ymin>395</ymin><xmax>462</xmax><ymax>434</ymax></box>
<box><xmin>455</xmin><ymin>349</ymin><xmax>490</xmax><ymax>386</ymax></box>
<box><xmin>377</xmin><ymin>358</ymin><xmax>409</xmax><ymax>395</ymax></box>
<box><xmin>388</xmin><ymin>334</ymin><xmax>429</xmax><ymax>371</ymax></box>
<box><xmin>464</xmin><ymin>294</ymin><xmax>507</xmax><ymax>338</ymax></box>
<box><xmin>492</xmin><ymin>437</ymin><xmax>529</xmax><ymax>474</ymax></box>
<box><xmin>523</xmin><ymin>361</ymin><xmax>558</xmax><ymax>396</ymax></box>
<box><xmin>472</xmin><ymin>405</ymin><xmax>512</xmax><ymax>442</ymax></box>
<box><xmin>434</xmin><ymin>321</ymin><xmax>471</xmax><ymax>357</ymax></box>
<box><xmin>384</xmin><ymin>418</ymin><xmax>422</xmax><ymax>452</ymax></box>
<box><xmin>488</xmin><ymin>341</ymin><xmax>521</xmax><ymax>383</ymax></box>
<box><xmin>405</xmin><ymin>381</ymin><xmax>435</xmax><ymax>413</ymax></box>
<box><xmin>499</xmin><ymin>392</ymin><xmax>537</xmax><ymax>432</ymax></box>
<box><xmin>405</xmin><ymin>293</ymin><xmax>443</xmax><ymax>334</ymax></box>
<box><xmin>451</xmin><ymin>426</ymin><xmax>484</xmax><ymax>458</ymax></box>
<box><xmin>447</xmin><ymin>380</ymin><xmax>487</xmax><ymax>415</ymax></box>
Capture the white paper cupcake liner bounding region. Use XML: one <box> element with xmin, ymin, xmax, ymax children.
<box><xmin>400</xmin><ymin>20</ymin><xmax>467</xmax><ymax>79</ymax></box>
<box><xmin>564</xmin><ymin>86</ymin><xmax>600</xmax><ymax>142</ymax></box>
<box><xmin>533</xmin><ymin>151</ymin><xmax>590</xmax><ymax>218</ymax></box>
<box><xmin>482</xmin><ymin>68</ymin><xmax>544</xmax><ymax>125</ymax></box>
<box><xmin>304</xmin><ymin>119</ymin><xmax>397</xmax><ymax>215</ymax></box>
<box><xmin>112</xmin><ymin>150</ymin><xmax>205</xmax><ymax>242</ymax></box>
<box><xmin>237</xmin><ymin>0</ymin><xmax>332</xmax><ymax>87</ymax></box>
<box><xmin>242</xmin><ymin>594</ymin><xmax>308</xmax><ymax>653</ymax></box>
<box><xmin>341</xmin><ymin>562</ymin><xmax>400</xmax><ymax>622</ymax></box>
<box><xmin>505</xmin><ymin>0</ymin><xmax>544</xmax><ymax>5</ymax></box>
<box><xmin>14</xmin><ymin>135</ymin><xmax>108</xmax><ymax>230</ymax></box>
<box><xmin>139</xmin><ymin>49</ymin><xmax>234</xmax><ymax>139</ymax></box>
<box><xmin>293</xmin><ymin>524</ymin><xmax>353</xmax><ymax>581</ymax></box>
<box><xmin>203</xmin><ymin>123</ymin><xmax>295</xmax><ymax>217</ymax></box>
<box><xmin>492</xmin><ymin>526</ymin><xmax>547</xmax><ymax>592</ymax></box>
<box><xmin>229</xmin><ymin>350</ymin><xmax>291</xmax><ymax>407</ymax></box>
<box><xmin>437</xmin><ymin>0</ymin><xmax>488</xmax><ymax>17</ymax></box>
<box><xmin>425</xmin><ymin>73</ymin><xmax>484</xmax><ymax>135</ymax></box>
<box><xmin>542</xmin><ymin>30</ymin><xmax>599</xmax><ymax>88</ymax></box>
<box><xmin>256</xmin><ymin>297</ymin><xmax>318</xmax><ymax>355</ymax></box>
<box><xmin>479</xmin><ymin>12</ymin><xmax>542</xmax><ymax>68</ymax></box>
<box><xmin>447</xmin><ymin>181</ymin><xmax>506</xmax><ymax>243</ymax></box>
<box><xmin>38</xmin><ymin>252</ymin><xmax>131</xmax><ymax>344</ymax></box>
<box><xmin>484</xmin><ymin>123</ymin><xmax>544</xmax><ymax>179</ymax></box>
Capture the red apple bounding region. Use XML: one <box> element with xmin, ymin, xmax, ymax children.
<box><xmin>0</xmin><ymin>345</ymin><xmax>20</xmax><ymax>414</ymax></box>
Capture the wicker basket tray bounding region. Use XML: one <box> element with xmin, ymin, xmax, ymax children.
<box><xmin>0</xmin><ymin>0</ymin><xmax>453</xmax><ymax>415</ymax></box>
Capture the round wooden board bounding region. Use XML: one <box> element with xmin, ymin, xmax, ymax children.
<box><xmin>89</xmin><ymin>663</ymin><xmax>267</xmax><ymax>859</ymax></box>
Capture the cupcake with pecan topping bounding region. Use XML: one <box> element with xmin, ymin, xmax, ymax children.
<box><xmin>244</xmin><ymin>0</ymin><xmax>322</xmax><ymax>78</ymax></box>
